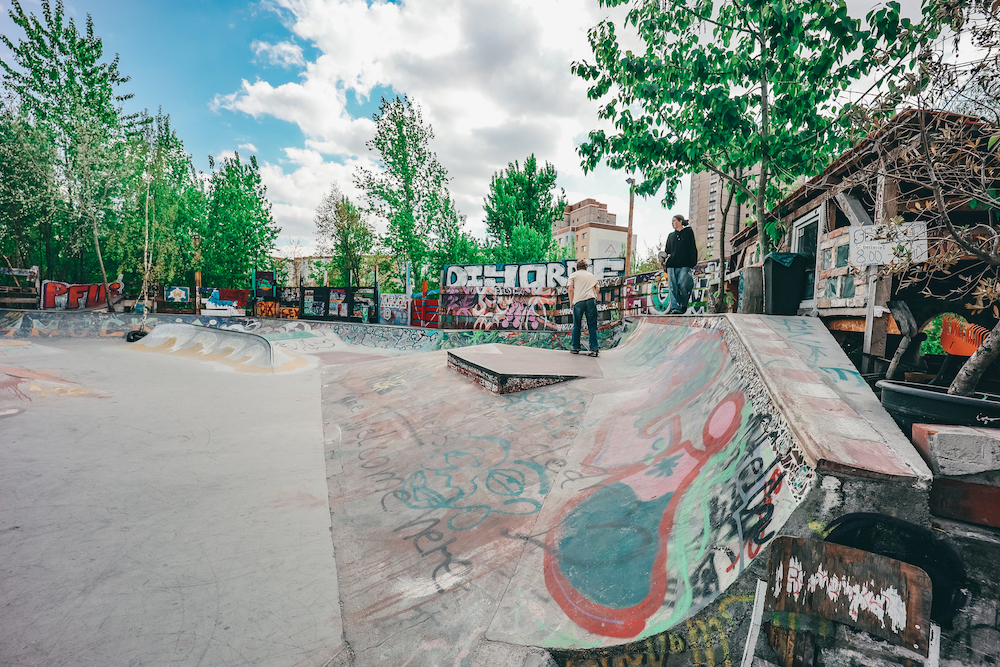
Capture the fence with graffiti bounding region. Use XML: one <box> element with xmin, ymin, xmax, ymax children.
<box><xmin>41</xmin><ymin>277</ymin><xmax>125</xmax><ymax>310</ymax></box>
<box><xmin>442</xmin><ymin>257</ymin><xmax>627</xmax><ymax>288</ymax></box>
<box><xmin>379</xmin><ymin>294</ymin><xmax>409</xmax><ymax>326</ymax></box>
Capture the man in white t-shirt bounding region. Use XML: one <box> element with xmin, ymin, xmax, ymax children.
<box><xmin>567</xmin><ymin>258</ymin><xmax>600</xmax><ymax>356</ymax></box>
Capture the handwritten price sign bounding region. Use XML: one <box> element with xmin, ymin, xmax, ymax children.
<box><xmin>849</xmin><ymin>222</ymin><xmax>927</xmax><ymax>267</ymax></box>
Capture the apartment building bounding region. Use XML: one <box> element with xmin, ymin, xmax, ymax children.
<box><xmin>688</xmin><ymin>171</ymin><xmax>753</xmax><ymax>261</ymax></box>
<box><xmin>552</xmin><ymin>198</ymin><xmax>637</xmax><ymax>261</ymax></box>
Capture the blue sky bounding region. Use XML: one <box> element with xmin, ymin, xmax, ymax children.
<box><xmin>0</xmin><ymin>0</ymin><xmax>692</xmax><ymax>255</ymax></box>
<box><xmin>3</xmin><ymin>0</ymin><xmax>353</xmax><ymax>172</ymax></box>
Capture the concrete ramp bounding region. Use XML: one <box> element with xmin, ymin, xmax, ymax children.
<box><xmin>128</xmin><ymin>323</ymin><xmax>308</xmax><ymax>373</ymax></box>
<box><xmin>319</xmin><ymin>315</ymin><xmax>928</xmax><ymax>665</ymax></box>
<box><xmin>447</xmin><ymin>343</ymin><xmax>603</xmax><ymax>393</ymax></box>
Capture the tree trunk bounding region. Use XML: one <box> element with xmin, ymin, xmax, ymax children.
<box><xmin>949</xmin><ymin>320</ymin><xmax>1000</xmax><ymax>396</ymax></box>
<box><xmin>92</xmin><ymin>217</ymin><xmax>115</xmax><ymax>312</ymax></box>
<box><xmin>757</xmin><ymin>31</ymin><xmax>772</xmax><ymax>256</ymax></box>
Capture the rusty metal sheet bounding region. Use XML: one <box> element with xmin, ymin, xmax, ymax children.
<box><xmin>765</xmin><ymin>536</ymin><xmax>932</xmax><ymax>656</ymax></box>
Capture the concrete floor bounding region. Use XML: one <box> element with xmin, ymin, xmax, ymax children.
<box><xmin>0</xmin><ymin>339</ymin><xmax>344</xmax><ymax>667</ymax></box>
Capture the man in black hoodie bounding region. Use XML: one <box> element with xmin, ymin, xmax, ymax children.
<box><xmin>658</xmin><ymin>214</ymin><xmax>697</xmax><ymax>314</ymax></box>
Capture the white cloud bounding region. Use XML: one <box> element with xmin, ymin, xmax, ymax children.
<box><xmin>251</xmin><ymin>40</ymin><xmax>306</xmax><ymax>69</ymax></box>
<box><xmin>238</xmin><ymin>143</ymin><xmax>258</xmax><ymax>152</ymax></box>
<box><xmin>215</xmin><ymin>0</ymin><xmax>698</xmax><ymax>255</ymax></box>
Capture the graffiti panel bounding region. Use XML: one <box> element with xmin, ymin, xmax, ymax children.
<box><xmin>443</xmin><ymin>258</ymin><xmax>626</xmax><ymax>289</ymax></box>
<box><xmin>255</xmin><ymin>301</ymin><xmax>279</xmax><ymax>318</ymax></box>
<box><xmin>253</xmin><ymin>270</ymin><xmax>276</xmax><ymax>298</ymax></box>
<box><xmin>440</xmin><ymin>286</ymin><xmax>560</xmax><ymax>331</ymax></box>
<box><xmin>164</xmin><ymin>287</ymin><xmax>190</xmax><ymax>302</ymax></box>
<box><xmin>41</xmin><ymin>279</ymin><xmax>124</xmax><ymax>310</ymax></box>
<box><xmin>303</xmin><ymin>288</ymin><xmax>328</xmax><ymax>317</ymax></box>
<box><xmin>380</xmin><ymin>294</ymin><xmax>409</xmax><ymax>326</ymax></box>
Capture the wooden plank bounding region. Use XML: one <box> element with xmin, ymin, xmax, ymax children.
<box><xmin>824</xmin><ymin>316</ymin><xmax>900</xmax><ymax>335</ymax></box>
<box><xmin>931</xmin><ymin>478</ymin><xmax>1000</xmax><ymax>529</ymax></box>
<box><xmin>765</xmin><ymin>536</ymin><xmax>932</xmax><ymax>656</ymax></box>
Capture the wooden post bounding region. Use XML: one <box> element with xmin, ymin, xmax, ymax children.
<box><xmin>193</xmin><ymin>234</ymin><xmax>202</xmax><ymax>316</ymax></box>
<box><xmin>863</xmin><ymin>172</ymin><xmax>897</xmax><ymax>372</ymax></box>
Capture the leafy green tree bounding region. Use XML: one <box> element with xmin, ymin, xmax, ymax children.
<box><xmin>105</xmin><ymin>110</ymin><xmax>207</xmax><ymax>289</ymax></box>
<box><xmin>201</xmin><ymin>153</ymin><xmax>279</xmax><ymax>288</ymax></box>
<box><xmin>315</xmin><ymin>184</ymin><xmax>376</xmax><ymax>289</ymax></box>
<box><xmin>483</xmin><ymin>155</ymin><xmax>565</xmax><ymax>258</ymax></box>
<box><xmin>1</xmin><ymin>0</ymin><xmax>146</xmax><ymax>306</ymax></box>
<box><xmin>355</xmin><ymin>95</ymin><xmax>477</xmax><ymax>285</ymax></box>
<box><xmin>0</xmin><ymin>105</ymin><xmax>57</xmax><ymax>273</ymax></box>
<box><xmin>573</xmin><ymin>0</ymin><xmax>941</xmax><ymax>253</ymax></box>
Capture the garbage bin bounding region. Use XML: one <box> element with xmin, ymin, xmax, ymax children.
<box><xmin>763</xmin><ymin>253</ymin><xmax>808</xmax><ymax>315</ymax></box>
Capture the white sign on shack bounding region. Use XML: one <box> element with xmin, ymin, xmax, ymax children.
<box><xmin>849</xmin><ymin>222</ymin><xmax>928</xmax><ymax>267</ymax></box>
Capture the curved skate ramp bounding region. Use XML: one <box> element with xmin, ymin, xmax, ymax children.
<box><xmin>321</xmin><ymin>315</ymin><xmax>926</xmax><ymax>664</ymax></box>
<box><xmin>127</xmin><ymin>323</ymin><xmax>307</xmax><ymax>373</ymax></box>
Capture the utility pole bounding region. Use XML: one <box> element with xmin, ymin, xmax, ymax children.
<box><xmin>625</xmin><ymin>178</ymin><xmax>635</xmax><ymax>275</ymax></box>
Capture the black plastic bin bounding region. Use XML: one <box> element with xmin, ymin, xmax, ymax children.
<box><xmin>763</xmin><ymin>252</ymin><xmax>808</xmax><ymax>316</ymax></box>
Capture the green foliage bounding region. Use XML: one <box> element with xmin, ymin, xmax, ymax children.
<box><xmin>201</xmin><ymin>153</ymin><xmax>279</xmax><ymax>289</ymax></box>
<box><xmin>489</xmin><ymin>224</ymin><xmax>552</xmax><ymax>264</ymax></box>
<box><xmin>104</xmin><ymin>110</ymin><xmax>207</xmax><ymax>287</ymax></box>
<box><xmin>355</xmin><ymin>95</ymin><xmax>477</xmax><ymax>287</ymax></box>
<box><xmin>315</xmin><ymin>185</ymin><xmax>376</xmax><ymax>288</ymax></box>
<box><xmin>573</xmin><ymin>0</ymin><xmax>941</xmax><ymax>252</ymax></box>
<box><xmin>0</xmin><ymin>0</ymin><xmax>233</xmax><ymax>299</ymax></box>
<box><xmin>483</xmin><ymin>155</ymin><xmax>564</xmax><ymax>261</ymax></box>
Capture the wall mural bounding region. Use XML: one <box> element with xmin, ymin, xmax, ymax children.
<box><xmin>441</xmin><ymin>286</ymin><xmax>560</xmax><ymax>331</ymax></box>
<box><xmin>380</xmin><ymin>293</ymin><xmax>409</xmax><ymax>326</ymax></box>
<box><xmin>311</xmin><ymin>316</ymin><xmax>810</xmax><ymax>661</ymax></box>
<box><xmin>0</xmin><ymin>309</ymin><xmax>631</xmax><ymax>352</ymax></box>
<box><xmin>516</xmin><ymin>322</ymin><xmax>810</xmax><ymax>644</ymax></box>
<box><xmin>41</xmin><ymin>278</ymin><xmax>124</xmax><ymax>310</ymax></box>
<box><xmin>443</xmin><ymin>258</ymin><xmax>626</xmax><ymax>289</ymax></box>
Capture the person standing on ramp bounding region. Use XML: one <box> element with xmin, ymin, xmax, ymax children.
<box><xmin>568</xmin><ymin>258</ymin><xmax>600</xmax><ymax>356</ymax></box>
<box><xmin>658</xmin><ymin>214</ymin><xmax>698</xmax><ymax>314</ymax></box>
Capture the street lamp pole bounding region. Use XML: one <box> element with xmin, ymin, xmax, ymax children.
<box><xmin>625</xmin><ymin>178</ymin><xmax>635</xmax><ymax>276</ymax></box>
<box><xmin>193</xmin><ymin>233</ymin><xmax>202</xmax><ymax>315</ymax></box>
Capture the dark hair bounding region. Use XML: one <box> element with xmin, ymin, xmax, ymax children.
<box><xmin>576</xmin><ymin>258</ymin><xmax>589</xmax><ymax>270</ymax></box>
<box><xmin>673</xmin><ymin>215</ymin><xmax>689</xmax><ymax>226</ymax></box>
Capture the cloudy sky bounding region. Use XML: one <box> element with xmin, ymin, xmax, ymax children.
<box><xmin>0</xmin><ymin>0</ymin><xmax>685</xmax><ymax>258</ymax></box>
<box><xmin>2</xmin><ymin>0</ymin><xmax>935</xmax><ymax>259</ymax></box>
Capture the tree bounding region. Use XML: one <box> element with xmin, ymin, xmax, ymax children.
<box><xmin>572</xmin><ymin>0</ymin><xmax>941</xmax><ymax>253</ymax></box>
<box><xmin>201</xmin><ymin>153</ymin><xmax>279</xmax><ymax>288</ymax></box>
<box><xmin>1</xmin><ymin>0</ymin><xmax>146</xmax><ymax>308</ymax></box>
<box><xmin>315</xmin><ymin>184</ymin><xmax>375</xmax><ymax>288</ymax></box>
<box><xmin>355</xmin><ymin>95</ymin><xmax>476</xmax><ymax>285</ymax></box>
<box><xmin>483</xmin><ymin>155</ymin><xmax>565</xmax><ymax>259</ymax></box>
<box><xmin>105</xmin><ymin>110</ymin><xmax>207</xmax><ymax>289</ymax></box>
<box><xmin>0</xmin><ymin>104</ymin><xmax>57</xmax><ymax>272</ymax></box>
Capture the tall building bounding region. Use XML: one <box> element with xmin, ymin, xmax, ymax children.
<box><xmin>688</xmin><ymin>171</ymin><xmax>753</xmax><ymax>261</ymax></box>
<box><xmin>552</xmin><ymin>198</ymin><xmax>637</xmax><ymax>261</ymax></box>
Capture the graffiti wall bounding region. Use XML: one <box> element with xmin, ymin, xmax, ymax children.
<box><xmin>164</xmin><ymin>287</ymin><xmax>190</xmax><ymax>302</ymax></box>
<box><xmin>314</xmin><ymin>318</ymin><xmax>811</xmax><ymax>663</ymax></box>
<box><xmin>41</xmin><ymin>278</ymin><xmax>124</xmax><ymax>310</ymax></box>
<box><xmin>379</xmin><ymin>294</ymin><xmax>409</xmax><ymax>326</ymax></box>
<box><xmin>0</xmin><ymin>309</ymin><xmax>631</xmax><ymax>353</ymax></box>
<box><xmin>443</xmin><ymin>258</ymin><xmax>626</xmax><ymax>288</ymax></box>
<box><xmin>487</xmin><ymin>321</ymin><xmax>810</xmax><ymax>645</ymax></box>
<box><xmin>440</xmin><ymin>286</ymin><xmax>560</xmax><ymax>331</ymax></box>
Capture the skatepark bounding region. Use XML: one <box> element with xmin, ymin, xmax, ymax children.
<box><xmin>2</xmin><ymin>309</ymin><xmax>992</xmax><ymax>666</ymax></box>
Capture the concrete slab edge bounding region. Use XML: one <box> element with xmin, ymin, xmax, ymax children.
<box><xmin>722</xmin><ymin>314</ymin><xmax>929</xmax><ymax>484</ymax></box>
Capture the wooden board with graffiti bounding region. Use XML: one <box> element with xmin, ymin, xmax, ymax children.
<box><xmin>765</xmin><ymin>536</ymin><xmax>932</xmax><ymax>656</ymax></box>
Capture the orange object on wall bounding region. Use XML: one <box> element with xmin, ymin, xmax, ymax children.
<box><xmin>940</xmin><ymin>314</ymin><xmax>990</xmax><ymax>356</ymax></box>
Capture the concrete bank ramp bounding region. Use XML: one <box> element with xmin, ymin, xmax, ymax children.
<box><xmin>320</xmin><ymin>315</ymin><xmax>929</xmax><ymax>665</ymax></box>
<box><xmin>128</xmin><ymin>323</ymin><xmax>308</xmax><ymax>373</ymax></box>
